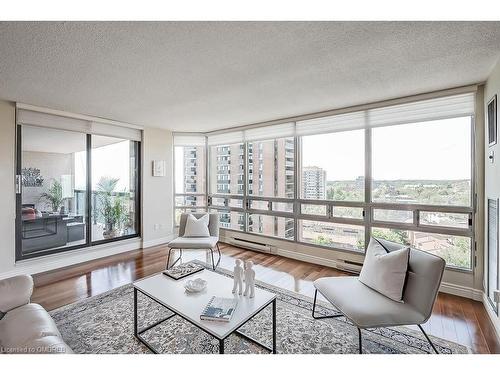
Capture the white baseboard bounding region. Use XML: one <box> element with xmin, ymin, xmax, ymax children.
<box><xmin>482</xmin><ymin>293</ymin><xmax>500</xmax><ymax>343</ymax></box>
<box><xmin>440</xmin><ymin>282</ymin><xmax>483</xmax><ymax>301</ymax></box>
<box><xmin>276</xmin><ymin>248</ymin><xmax>341</xmax><ymax>270</ymax></box>
<box><xmin>142</xmin><ymin>234</ymin><xmax>175</xmax><ymax>249</ymax></box>
<box><xmin>0</xmin><ymin>238</ymin><xmax>142</xmax><ymax>280</ymax></box>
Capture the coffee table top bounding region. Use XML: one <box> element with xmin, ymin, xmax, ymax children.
<box><xmin>133</xmin><ymin>268</ymin><xmax>276</xmax><ymax>340</ymax></box>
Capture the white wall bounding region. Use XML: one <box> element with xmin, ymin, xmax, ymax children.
<box><xmin>142</xmin><ymin>127</ymin><xmax>174</xmax><ymax>248</ymax></box>
<box><xmin>0</xmin><ymin>100</ymin><xmax>174</xmax><ymax>278</ymax></box>
<box><xmin>0</xmin><ymin>100</ymin><xmax>17</xmax><ymax>276</ymax></box>
<box><xmin>484</xmin><ymin>58</ymin><xmax>500</xmax><ymax>339</ymax></box>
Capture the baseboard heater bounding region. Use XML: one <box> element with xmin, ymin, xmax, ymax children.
<box><xmin>227</xmin><ymin>237</ymin><xmax>276</xmax><ymax>254</ymax></box>
<box><xmin>335</xmin><ymin>259</ymin><xmax>363</xmax><ymax>274</ymax></box>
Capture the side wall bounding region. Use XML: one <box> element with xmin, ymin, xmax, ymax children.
<box><xmin>142</xmin><ymin>127</ymin><xmax>174</xmax><ymax>248</ymax></box>
<box><xmin>484</xmin><ymin>58</ymin><xmax>500</xmax><ymax>339</ymax></box>
<box><xmin>0</xmin><ymin>100</ymin><xmax>174</xmax><ymax>278</ymax></box>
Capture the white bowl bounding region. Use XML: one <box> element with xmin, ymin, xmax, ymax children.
<box><xmin>184</xmin><ymin>278</ymin><xmax>207</xmax><ymax>293</ymax></box>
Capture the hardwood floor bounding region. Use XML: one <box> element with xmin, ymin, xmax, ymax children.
<box><xmin>31</xmin><ymin>243</ymin><xmax>500</xmax><ymax>354</ymax></box>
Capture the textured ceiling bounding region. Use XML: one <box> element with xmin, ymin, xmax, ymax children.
<box><xmin>1</xmin><ymin>21</ymin><xmax>500</xmax><ymax>132</ymax></box>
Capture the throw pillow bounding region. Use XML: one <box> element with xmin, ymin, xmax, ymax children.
<box><xmin>184</xmin><ymin>214</ymin><xmax>210</xmax><ymax>237</ymax></box>
<box><xmin>358</xmin><ymin>237</ymin><xmax>410</xmax><ymax>302</ymax></box>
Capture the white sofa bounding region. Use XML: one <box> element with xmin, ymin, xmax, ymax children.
<box><xmin>0</xmin><ymin>274</ymin><xmax>72</xmax><ymax>354</ymax></box>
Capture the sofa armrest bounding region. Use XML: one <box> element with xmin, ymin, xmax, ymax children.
<box><xmin>0</xmin><ymin>274</ymin><xmax>34</xmax><ymax>313</ymax></box>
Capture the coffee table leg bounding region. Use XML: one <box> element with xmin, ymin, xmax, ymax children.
<box><xmin>272</xmin><ymin>299</ymin><xmax>277</xmax><ymax>354</ymax></box>
<box><xmin>134</xmin><ymin>288</ymin><xmax>138</xmax><ymax>337</ymax></box>
<box><xmin>219</xmin><ymin>339</ymin><xmax>224</xmax><ymax>354</ymax></box>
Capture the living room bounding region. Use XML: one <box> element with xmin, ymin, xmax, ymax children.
<box><xmin>1</xmin><ymin>2</ymin><xmax>500</xmax><ymax>373</ymax></box>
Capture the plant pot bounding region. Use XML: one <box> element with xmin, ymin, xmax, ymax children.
<box><xmin>102</xmin><ymin>229</ymin><xmax>118</xmax><ymax>239</ymax></box>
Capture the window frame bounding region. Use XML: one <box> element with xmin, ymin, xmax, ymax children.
<box><xmin>198</xmin><ymin>93</ymin><xmax>477</xmax><ymax>271</ymax></box>
<box><xmin>15</xmin><ymin>125</ymin><xmax>142</xmax><ymax>261</ymax></box>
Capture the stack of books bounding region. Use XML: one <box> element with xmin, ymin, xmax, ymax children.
<box><xmin>200</xmin><ymin>296</ymin><xmax>238</xmax><ymax>322</ymax></box>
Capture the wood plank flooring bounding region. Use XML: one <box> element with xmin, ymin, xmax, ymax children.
<box><xmin>31</xmin><ymin>243</ymin><xmax>500</xmax><ymax>354</ymax></box>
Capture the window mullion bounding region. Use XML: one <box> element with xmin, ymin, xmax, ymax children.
<box><xmin>364</xmin><ymin>123</ymin><xmax>372</xmax><ymax>251</ymax></box>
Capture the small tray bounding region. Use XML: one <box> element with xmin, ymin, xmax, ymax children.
<box><xmin>162</xmin><ymin>262</ymin><xmax>204</xmax><ymax>280</ymax></box>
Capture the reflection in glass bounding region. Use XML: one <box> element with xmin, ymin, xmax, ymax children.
<box><xmin>20</xmin><ymin>125</ymin><xmax>87</xmax><ymax>256</ymax></box>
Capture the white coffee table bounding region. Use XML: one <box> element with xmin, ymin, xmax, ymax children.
<box><xmin>133</xmin><ymin>268</ymin><xmax>277</xmax><ymax>354</ymax></box>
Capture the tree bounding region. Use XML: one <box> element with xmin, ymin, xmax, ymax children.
<box><xmin>96</xmin><ymin>177</ymin><xmax>130</xmax><ymax>237</ymax></box>
<box><xmin>312</xmin><ymin>235</ymin><xmax>332</xmax><ymax>246</ymax></box>
<box><xmin>39</xmin><ymin>179</ymin><xmax>64</xmax><ymax>212</ymax></box>
<box><xmin>371</xmin><ymin>228</ymin><xmax>409</xmax><ymax>245</ymax></box>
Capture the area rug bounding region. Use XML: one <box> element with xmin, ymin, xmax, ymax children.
<box><xmin>50</xmin><ymin>262</ymin><xmax>469</xmax><ymax>354</ymax></box>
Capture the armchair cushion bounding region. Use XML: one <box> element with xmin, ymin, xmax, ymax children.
<box><xmin>314</xmin><ymin>276</ymin><xmax>425</xmax><ymax>329</ymax></box>
<box><xmin>0</xmin><ymin>274</ymin><xmax>34</xmax><ymax>313</ymax></box>
<box><xmin>168</xmin><ymin>236</ymin><xmax>218</xmax><ymax>249</ymax></box>
<box><xmin>359</xmin><ymin>237</ymin><xmax>409</xmax><ymax>302</ymax></box>
<box><xmin>0</xmin><ymin>303</ymin><xmax>61</xmax><ymax>349</ymax></box>
<box><xmin>184</xmin><ymin>214</ymin><xmax>210</xmax><ymax>237</ymax></box>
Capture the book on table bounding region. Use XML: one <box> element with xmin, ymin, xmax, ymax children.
<box><xmin>200</xmin><ymin>296</ymin><xmax>238</xmax><ymax>322</ymax></box>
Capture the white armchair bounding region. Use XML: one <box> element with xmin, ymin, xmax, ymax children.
<box><xmin>312</xmin><ymin>238</ymin><xmax>445</xmax><ymax>354</ymax></box>
<box><xmin>0</xmin><ymin>275</ymin><xmax>72</xmax><ymax>354</ymax></box>
<box><xmin>167</xmin><ymin>213</ymin><xmax>221</xmax><ymax>270</ymax></box>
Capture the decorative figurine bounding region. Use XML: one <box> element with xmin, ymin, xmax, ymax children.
<box><xmin>243</xmin><ymin>260</ymin><xmax>255</xmax><ymax>298</ymax></box>
<box><xmin>232</xmin><ymin>259</ymin><xmax>244</xmax><ymax>295</ymax></box>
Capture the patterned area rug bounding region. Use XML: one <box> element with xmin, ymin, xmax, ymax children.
<box><xmin>50</xmin><ymin>263</ymin><xmax>469</xmax><ymax>354</ymax></box>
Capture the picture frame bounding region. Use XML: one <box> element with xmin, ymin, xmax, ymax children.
<box><xmin>488</xmin><ymin>94</ymin><xmax>497</xmax><ymax>147</ymax></box>
<box><xmin>152</xmin><ymin>160</ymin><xmax>166</xmax><ymax>177</ymax></box>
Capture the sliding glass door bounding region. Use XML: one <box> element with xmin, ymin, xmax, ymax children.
<box><xmin>17</xmin><ymin>125</ymin><xmax>88</xmax><ymax>258</ymax></box>
<box><xmin>16</xmin><ymin>121</ymin><xmax>141</xmax><ymax>260</ymax></box>
<box><xmin>91</xmin><ymin>135</ymin><xmax>139</xmax><ymax>243</ymax></box>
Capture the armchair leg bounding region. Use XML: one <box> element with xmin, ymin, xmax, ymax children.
<box><xmin>208</xmin><ymin>244</ymin><xmax>222</xmax><ymax>271</ymax></box>
<box><xmin>167</xmin><ymin>248</ymin><xmax>182</xmax><ymax>269</ymax></box>
<box><xmin>311</xmin><ymin>289</ymin><xmax>343</xmax><ymax>319</ymax></box>
<box><xmin>358</xmin><ymin>328</ymin><xmax>362</xmax><ymax>354</ymax></box>
<box><xmin>210</xmin><ymin>248</ymin><xmax>216</xmax><ymax>270</ymax></box>
<box><xmin>418</xmin><ymin>324</ymin><xmax>439</xmax><ymax>354</ymax></box>
<box><xmin>216</xmin><ymin>242</ymin><xmax>221</xmax><ymax>258</ymax></box>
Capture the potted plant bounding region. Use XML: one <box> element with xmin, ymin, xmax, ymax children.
<box><xmin>39</xmin><ymin>179</ymin><xmax>64</xmax><ymax>213</ymax></box>
<box><xmin>96</xmin><ymin>177</ymin><xmax>130</xmax><ymax>239</ymax></box>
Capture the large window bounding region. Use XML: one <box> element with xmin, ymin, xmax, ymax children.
<box><xmin>372</xmin><ymin>117</ymin><xmax>472</xmax><ymax>206</ymax></box>
<box><xmin>174</xmin><ymin>138</ymin><xmax>207</xmax><ymax>225</ymax></box>
<box><xmin>91</xmin><ymin>135</ymin><xmax>139</xmax><ymax>242</ymax></box>
<box><xmin>16</xmin><ymin>109</ymin><xmax>141</xmax><ymax>260</ymax></box>
<box><xmin>370</xmin><ymin>116</ymin><xmax>473</xmax><ymax>268</ymax></box>
<box><xmin>188</xmin><ymin>92</ymin><xmax>476</xmax><ymax>270</ymax></box>
<box><xmin>300</xmin><ymin>130</ymin><xmax>364</xmax><ymax>201</ymax></box>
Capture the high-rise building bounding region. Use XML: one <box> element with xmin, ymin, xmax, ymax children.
<box><xmin>303</xmin><ymin>166</ymin><xmax>327</xmax><ymax>199</ymax></box>
<box><xmin>213</xmin><ymin>139</ymin><xmax>295</xmax><ymax>238</ymax></box>
<box><xmin>182</xmin><ymin>146</ymin><xmax>205</xmax><ymax>206</ymax></box>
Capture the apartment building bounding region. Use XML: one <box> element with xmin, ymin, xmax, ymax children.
<box><xmin>302</xmin><ymin>166</ymin><xmax>327</xmax><ymax>199</ymax></box>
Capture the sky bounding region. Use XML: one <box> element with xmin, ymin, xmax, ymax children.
<box><xmin>174</xmin><ymin>116</ymin><xmax>472</xmax><ymax>190</ymax></box>
<box><xmin>75</xmin><ymin>140</ymin><xmax>132</xmax><ymax>191</ymax></box>
<box><xmin>302</xmin><ymin>117</ymin><xmax>472</xmax><ymax>181</ymax></box>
